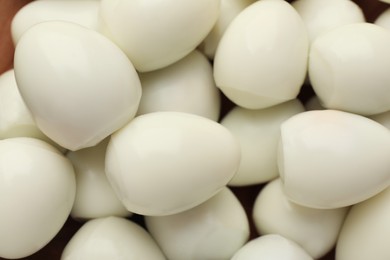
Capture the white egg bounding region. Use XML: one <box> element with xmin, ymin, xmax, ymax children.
<box><xmin>336</xmin><ymin>187</ymin><xmax>390</xmax><ymax>260</ymax></box>
<box><xmin>231</xmin><ymin>234</ymin><xmax>313</xmax><ymax>260</ymax></box>
<box><xmin>61</xmin><ymin>217</ymin><xmax>166</xmax><ymax>260</ymax></box>
<box><xmin>292</xmin><ymin>0</ymin><xmax>365</xmax><ymax>43</ymax></box>
<box><xmin>0</xmin><ymin>69</ymin><xmax>44</xmax><ymax>139</ymax></box>
<box><xmin>0</xmin><ymin>69</ymin><xmax>67</xmax><ymax>152</ymax></box>
<box><xmin>221</xmin><ymin>99</ymin><xmax>304</xmax><ymax>186</ymax></box>
<box><xmin>198</xmin><ymin>0</ymin><xmax>256</xmax><ymax>59</ymax></box>
<box><xmin>375</xmin><ymin>8</ymin><xmax>390</xmax><ymax>31</ymax></box>
<box><xmin>214</xmin><ymin>0</ymin><xmax>308</xmax><ymax>109</ymax></box>
<box><xmin>370</xmin><ymin>110</ymin><xmax>390</xmax><ymax>130</ymax></box>
<box><xmin>67</xmin><ymin>138</ymin><xmax>131</xmax><ymax>220</ymax></box>
<box><xmin>253</xmin><ymin>178</ymin><xmax>348</xmax><ymax>259</ymax></box>
<box><xmin>11</xmin><ymin>0</ymin><xmax>99</xmax><ymax>44</ymax></box>
<box><xmin>0</xmin><ymin>138</ymin><xmax>75</xmax><ymax>259</ymax></box>
<box><xmin>14</xmin><ymin>21</ymin><xmax>142</xmax><ymax>151</ymax></box>
<box><xmin>145</xmin><ymin>187</ymin><xmax>249</xmax><ymax>260</ymax></box>
<box><xmin>137</xmin><ymin>50</ymin><xmax>220</xmax><ymax>121</ymax></box>
<box><xmin>99</xmin><ymin>0</ymin><xmax>220</xmax><ymax>72</ymax></box>
<box><xmin>105</xmin><ymin>111</ymin><xmax>241</xmax><ymax>216</ymax></box>
<box><xmin>278</xmin><ymin>110</ymin><xmax>390</xmax><ymax>209</ymax></box>
<box><xmin>379</xmin><ymin>0</ymin><xmax>390</xmax><ymax>4</ymax></box>
<box><xmin>309</xmin><ymin>23</ymin><xmax>390</xmax><ymax>115</ymax></box>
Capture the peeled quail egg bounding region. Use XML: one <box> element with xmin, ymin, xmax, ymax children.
<box><xmin>14</xmin><ymin>21</ymin><xmax>141</xmax><ymax>151</ymax></box>
<box><xmin>105</xmin><ymin>112</ymin><xmax>241</xmax><ymax>216</ymax></box>
<box><xmin>214</xmin><ymin>0</ymin><xmax>308</xmax><ymax>109</ymax></box>
<box><xmin>278</xmin><ymin>110</ymin><xmax>390</xmax><ymax>209</ymax></box>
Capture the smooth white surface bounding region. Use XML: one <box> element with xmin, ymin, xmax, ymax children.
<box><xmin>61</xmin><ymin>217</ymin><xmax>166</xmax><ymax>260</ymax></box>
<box><xmin>105</xmin><ymin>112</ymin><xmax>241</xmax><ymax>216</ymax></box>
<box><xmin>221</xmin><ymin>99</ymin><xmax>304</xmax><ymax>186</ymax></box>
<box><xmin>67</xmin><ymin>138</ymin><xmax>131</xmax><ymax>220</ymax></box>
<box><xmin>375</xmin><ymin>8</ymin><xmax>390</xmax><ymax>31</ymax></box>
<box><xmin>253</xmin><ymin>179</ymin><xmax>348</xmax><ymax>258</ymax></box>
<box><xmin>145</xmin><ymin>188</ymin><xmax>249</xmax><ymax>260</ymax></box>
<box><xmin>14</xmin><ymin>21</ymin><xmax>142</xmax><ymax>151</ymax></box>
<box><xmin>137</xmin><ymin>50</ymin><xmax>220</xmax><ymax>121</ymax></box>
<box><xmin>0</xmin><ymin>69</ymin><xmax>45</xmax><ymax>139</ymax></box>
<box><xmin>336</xmin><ymin>187</ymin><xmax>390</xmax><ymax>260</ymax></box>
<box><xmin>0</xmin><ymin>138</ymin><xmax>76</xmax><ymax>259</ymax></box>
<box><xmin>99</xmin><ymin>0</ymin><xmax>220</xmax><ymax>72</ymax></box>
<box><xmin>309</xmin><ymin>23</ymin><xmax>390</xmax><ymax>115</ymax></box>
<box><xmin>11</xmin><ymin>0</ymin><xmax>99</xmax><ymax>44</ymax></box>
<box><xmin>278</xmin><ymin>110</ymin><xmax>390</xmax><ymax>209</ymax></box>
<box><xmin>370</xmin><ymin>110</ymin><xmax>390</xmax><ymax>130</ymax></box>
<box><xmin>214</xmin><ymin>0</ymin><xmax>308</xmax><ymax>109</ymax></box>
<box><xmin>231</xmin><ymin>234</ymin><xmax>313</xmax><ymax>260</ymax></box>
<box><xmin>199</xmin><ymin>0</ymin><xmax>256</xmax><ymax>59</ymax></box>
<box><xmin>292</xmin><ymin>0</ymin><xmax>365</xmax><ymax>43</ymax></box>
<box><xmin>0</xmin><ymin>70</ymin><xmax>66</xmax><ymax>152</ymax></box>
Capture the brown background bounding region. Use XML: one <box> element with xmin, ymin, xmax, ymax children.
<box><xmin>0</xmin><ymin>0</ymin><xmax>388</xmax><ymax>259</ymax></box>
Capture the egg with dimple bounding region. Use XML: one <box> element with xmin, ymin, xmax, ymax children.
<box><xmin>231</xmin><ymin>234</ymin><xmax>313</xmax><ymax>260</ymax></box>
<box><xmin>309</xmin><ymin>23</ymin><xmax>390</xmax><ymax>115</ymax></box>
<box><xmin>0</xmin><ymin>138</ymin><xmax>75</xmax><ymax>259</ymax></box>
<box><xmin>61</xmin><ymin>217</ymin><xmax>166</xmax><ymax>260</ymax></box>
<box><xmin>105</xmin><ymin>111</ymin><xmax>241</xmax><ymax>216</ymax></box>
<box><xmin>11</xmin><ymin>0</ymin><xmax>99</xmax><ymax>44</ymax></box>
<box><xmin>145</xmin><ymin>187</ymin><xmax>249</xmax><ymax>260</ymax></box>
<box><xmin>214</xmin><ymin>0</ymin><xmax>308</xmax><ymax>109</ymax></box>
<box><xmin>14</xmin><ymin>21</ymin><xmax>142</xmax><ymax>151</ymax></box>
<box><xmin>99</xmin><ymin>0</ymin><xmax>220</xmax><ymax>72</ymax></box>
<box><xmin>278</xmin><ymin>110</ymin><xmax>390</xmax><ymax>209</ymax></box>
<box><xmin>137</xmin><ymin>50</ymin><xmax>220</xmax><ymax>121</ymax></box>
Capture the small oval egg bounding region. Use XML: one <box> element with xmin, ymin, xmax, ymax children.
<box><xmin>14</xmin><ymin>21</ymin><xmax>142</xmax><ymax>151</ymax></box>
<box><xmin>309</xmin><ymin>23</ymin><xmax>390</xmax><ymax>115</ymax></box>
<box><xmin>137</xmin><ymin>50</ymin><xmax>220</xmax><ymax>121</ymax></box>
<box><xmin>221</xmin><ymin>99</ymin><xmax>304</xmax><ymax>186</ymax></box>
<box><xmin>336</xmin><ymin>187</ymin><xmax>390</xmax><ymax>260</ymax></box>
<box><xmin>66</xmin><ymin>138</ymin><xmax>131</xmax><ymax>220</ymax></box>
<box><xmin>214</xmin><ymin>0</ymin><xmax>308</xmax><ymax>109</ymax></box>
<box><xmin>231</xmin><ymin>234</ymin><xmax>313</xmax><ymax>260</ymax></box>
<box><xmin>253</xmin><ymin>178</ymin><xmax>348</xmax><ymax>259</ymax></box>
<box><xmin>0</xmin><ymin>138</ymin><xmax>75</xmax><ymax>259</ymax></box>
<box><xmin>11</xmin><ymin>0</ymin><xmax>99</xmax><ymax>44</ymax></box>
<box><xmin>278</xmin><ymin>110</ymin><xmax>390</xmax><ymax>209</ymax></box>
<box><xmin>198</xmin><ymin>0</ymin><xmax>256</xmax><ymax>59</ymax></box>
<box><xmin>99</xmin><ymin>0</ymin><xmax>220</xmax><ymax>72</ymax></box>
<box><xmin>145</xmin><ymin>187</ymin><xmax>249</xmax><ymax>260</ymax></box>
<box><xmin>61</xmin><ymin>216</ymin><xmax>166</xmax><ymax>260</ymax></box>
<box><xmin>292</xmin><ymin>0</ymin><xmax>365</xmax><ymax>43</ymax></box>
<box><xmin>105</xmin><ymin>111</ymin><xmax>241</xmax><ymax>216</ymax></box>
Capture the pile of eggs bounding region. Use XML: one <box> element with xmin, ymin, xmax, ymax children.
<box><xmin>1</xmin><ymin>0</ymin><xmax>390</xmax><ymax>259</ymax></box>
